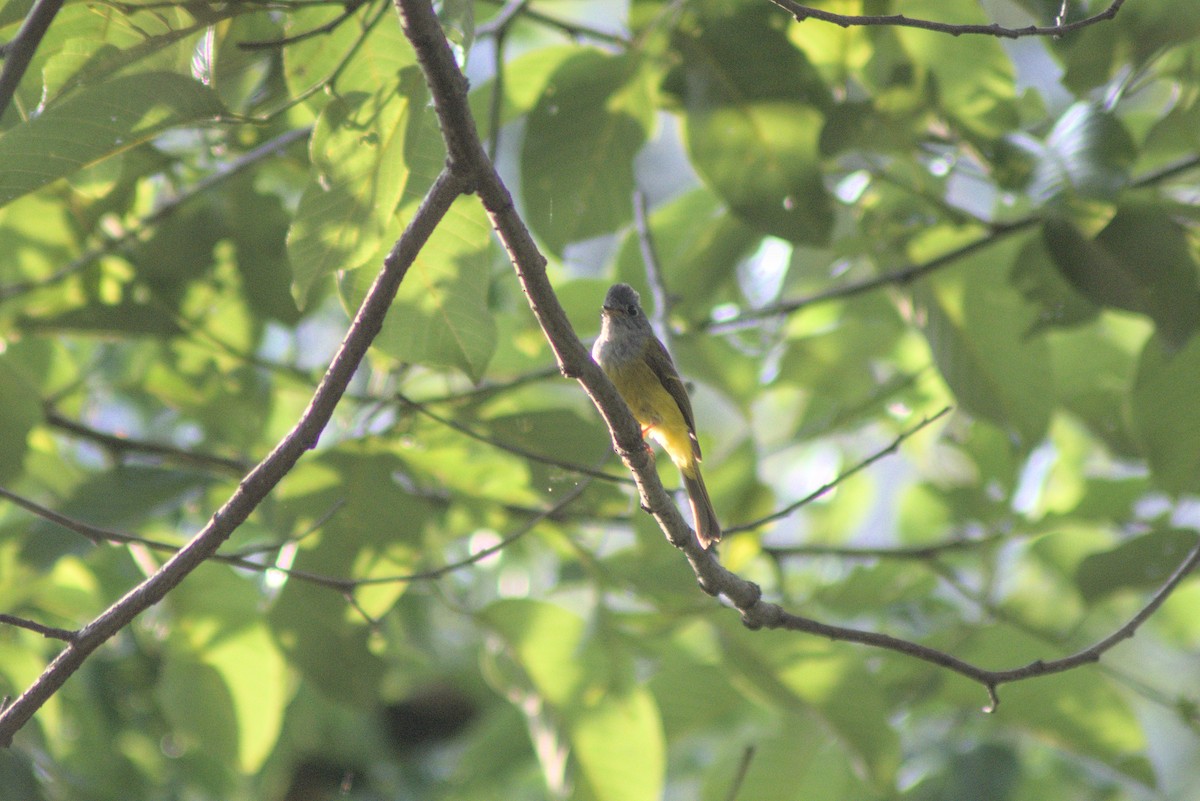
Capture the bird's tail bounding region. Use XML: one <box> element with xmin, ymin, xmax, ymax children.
<box><xmin>682</xmin><ymin>468</ymin><xmax>721</xmax><ymax>549</ymax></box>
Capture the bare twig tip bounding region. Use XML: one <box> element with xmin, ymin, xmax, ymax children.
<box><xmin>983</xmin><ymin>685</ymin><xmax>1000</xmax><ymax>713</ymax></box>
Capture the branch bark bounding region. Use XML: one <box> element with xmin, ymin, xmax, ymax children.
<box><xmin>0</xmin><ymin>0</ymin><xmax>65</xmax><ymax>118</ymax></box>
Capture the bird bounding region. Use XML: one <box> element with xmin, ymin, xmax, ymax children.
<box><xmin>591</xmin><ymin>283</ymin><xmax>721</xmax><ymax>548</ymax></box>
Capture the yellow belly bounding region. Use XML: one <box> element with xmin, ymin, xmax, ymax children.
<box><xmin>605</xmin><ymin>357</ymin><xmax>697</xmax><ymax>475</ymax></box>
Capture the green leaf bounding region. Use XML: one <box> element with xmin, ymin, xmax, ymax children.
<box><xmin>18</xmin><ymin>3</ymin><xmax>207</xmax><ymax>113</ymax></box>
<box><xmin>203</xmin><ymin>622</ymin><xmax>291</xmax><ymax>772</ymax></box>
<box><xmin>569</xmin><ymin>686</ymin><xmax>665</xmax><ymax>801</ymax></box>
<box><xmin>18</xmin><ymin>301</ymin><xmax>184</xmax><ymax>338</ymax></box>
<box><xmin>903</xmin><ymin>743</ymin><xmax>1021</xmax><ymax>801</ymax></box>
<box><xmin>282</xmin><ymin>3</ymin><xmax>409</xmax><ymax>106</ymax></box>
<box><xmin>0</xmin><ymin>750</ymin><xmax>44</xmax><ymax>801</ymax></box>
<box><xmin>1075</xmin><ymin>529</ymin><xmax>1199</xmax><ymax>604</ymax></box>
<box><xmin>1009</xmin><ymin>234</ymin><xmax>1099</xmax><ymax>334</ymax></box>
<box><xmin>268</xmin><ymin>446</ymin><xmax>433</xmax><ymax>704</ymax></box>
<box><xmin>483</xmin><ymin>600</ymin><xmax>663</xmax><ymax>801</ymax></box>
<box><xmin>1029</xmin><ymin>103</ymin><xmax>1136</xmax><ymax>201</ymax></box>
<box><xmin>0</xmin><ymin>73</ymin><xmax>223</xmax><ymax>207</ymax></box>
<box><xmin>22</xmin><ymin>466</ymin><xmax>214</xmax><ymax>568</ymax></box>
<box><xmin>157</xmin><ymin>657</ymin><xmax>239</xmax><ymax>767</ymax></box>
<box><xmin>665</xmin><ymin>5</ymin><xmax>833</xmax><ymax>244</ymax></box>
<box><xmin>1047</xmin><ymin>318</ymin><xmax>1143</xmax><ymax>458</ymax></box>
<box><xmin>226</xmin><ymin>177</ymin><xmax>304</xmax><ymax>325</ymax></box>
<box><xmin>467</xmin><ymin>45</ymin><xmax>581</xmax><ymax>134</ymax></box>
<box><xmin>895</xmin><ymin>0</ymin><xmax>1017</xmax><ymax>137</ymax></box>
<box><xmin>521</xmin><ymin>50</ymin><xmax>650</xmax><ymax>254</ymax></box>
<box><xmin>952</xmin><ymin>631</ymin><xmax>1154</xmax><ymax>786</ymax></box>
<box><xmin>706</xmin><ymin>710</ymin><xmax>861</xmax><ymax>801</ymax></box>
<box><xmin>1132</xmin><ymin>334</ymin><xmax>1200</xmax><ymax>494</ymax></box>
<box><xmin>339</xmin><ymin>196</ymin><xmax>496</xmax><ymax>381</ymax></box>
<box><xmin>1043</xmin><ymin>207</ymin><xmax>1200</xmax><ymax>349</ymax></box>
<box><xmin>210</xmin><ymin>13</ymin><xmax>285</xmax><ymax>113</ymax></box>
<box><xmin>0</xmin><ymin>355</ymin><xmax>42</xmax><ymax>484</ymax></box>
<box><xmin>287</xmin><ymin>84</ymin><xmax>410</xmax><ymax>306</ymax></box>
<box><xmin>610</xmin><ymin>188</ymin><xmax>759</xmax><ymax>317</ymax></box>
<box><xmin>916</xmin><ymin>233</ymin><xmax>1053</xmax><ymax>447</ymax></box>
<box><xmin>481</xmin><ymin>599</ymin><xmax>591</xmax><ymax>706</ymax></box>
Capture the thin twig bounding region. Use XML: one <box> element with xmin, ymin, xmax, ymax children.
<box><xmin>395</xmin><ymin>392</ymin><xmax>632</xmax><ymax>484</ymax></box>
<box><xmin>0</xmin><ymin>467</ymin><xmax>592</xmax><ymax>592</ymax></box>
<box><xmin>632</xmin><ymin>189</ymin><xmax>672</xmax><ymax>343</ymax></box>
<box><xmin>764</xmin><ymin>530</ymin><xmax>1009</xmax><ymax>561</ymax></box>
<box><xmin>704</xmin><ymin>220</ymin><xmax>1034</xmax><ymax>333</ymax></box>
<box><xmin>44</xmin><ymin>408</ymin><xmax>251</xmax><ymax>474</ymax></box>
<box><xmin>725</xmin><ymin>407</ymin><xmax>952</xmax><ymax>535</ymax></box>
<box><xmin>411</xmin><ymin>365</ymin><xmax>560</xmax><ymax>405</ymax></box>
<box><xmin>353</xmin><ymin>473</ymin><xmax>595</xmax><ymax>584</ymax></box>
<box><xmin>723</xmin><ymin>745</ymin><xmax>757</xmax><ymax>801</ymax></box>
<box><xmin>476</xmin><ymin>0</ymin><xmax>629</xmax><ymax>45</ymax></box>
<box><xmin>238</xmin><ymin>0</ymin><xmax>372</xmax><ymax>50</ymax></box>
<box><xmin>476</xmin><ymin>0</ymin><xmax>528</xmax><ymax>38</ymax></box>
<box><xmin>774</xmin><ymin>0</ymin><xmax>1125</xmax><ymax>39</ymax></box>
<box><xmin>0</xmin><ymin>615</ymin><xmax>76</xmax><ymax>642</ymax></box>
<box><xmin>703</xmin><ymin>154</ymin><xmax>1200</xmax><ymax>336</ymax></box>
<box><xmin>223</xmin><ymin>501</ymin><xmax>346</xmax><ymax>557</ymax></box>
<box><xmin>736</xmin><ymin>536</ymin><xmax>1200</xmax><ymax>713</ymax></box>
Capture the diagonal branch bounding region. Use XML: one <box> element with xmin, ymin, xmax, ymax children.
<box><xmin>0</xmin><ymin>167</ymin><xmax>469</xmax><ymax>748</ymax></box>
<box><xmin>0</xmin><ymin>0</ymin><xmax>65</xmax><ymax>117</ymax></box>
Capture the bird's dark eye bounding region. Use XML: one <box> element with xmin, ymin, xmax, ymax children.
<box><xmin>626</xmin><ymin>304</ymin><xmax>638</xmax><ymax>316</ymax></box>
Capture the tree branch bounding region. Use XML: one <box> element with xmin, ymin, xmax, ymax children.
<box><xmin>43</xmin><ymin>407</ymin><xmax>251</xmax><ymax>474</ymax></box>
<box><xmin>704</xmin><ymin>219</ymin><xmax>1036</xmax><ymax>333</ymax></box>
<box><xmin>0</xmin><ymin>614</ymin><xmax>76</xmax><ymax>642</ymax></box>
<box><xmin>725</xmin><ymin>407</ymin><xmax>951</xmax><ymax>535</ymax></box>
<box><xmin>0</xmin><ymin>0</ymin><xmax>65</xmax><ymax>118</ymax></box>
<box><xmin>0</xmin><ymin>167</ymin><xmax>468</xmax><ymax>748</ymax></box>
<box><xmin>772</xmin><ymin>0</ymin><xmax>1125</xmax><ymax>39</ymax></box>
<box><xmin>703</xmin><ymin>155</ymin><xmax>1200</xmax><ymax>336</ymax></box>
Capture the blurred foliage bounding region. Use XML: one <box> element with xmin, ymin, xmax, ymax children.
<box><xmin>1</xmin><ymin>0</ymin><xmax>1200</xmax><ymax>799</ymax></box>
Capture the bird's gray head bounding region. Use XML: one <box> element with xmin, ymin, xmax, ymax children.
<box><xmin>601</xmin><ymin>283</ymin><xmax>643</xmax><ymax>320</ymax></box>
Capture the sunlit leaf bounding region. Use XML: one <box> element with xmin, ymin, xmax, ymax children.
<box><xmin>521</xmin><ymin>50</ymin><xmax>650</xmax><ymax>254</ymax></box>
<box><xmin>0</xmin><ymin>73</ymin><xmax>223</xmax><ymax>207</ymax></box>
<box><xmin>664</xmin><ymin>5</ymin><xmax>833</xmax><ymax>244</ymax></box>
<box><xmin>1132</xmin><ymin>334</ymin><xmax>1200</xmax><ymax>494</ymax></box>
